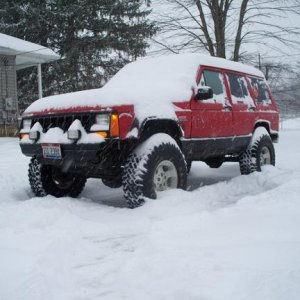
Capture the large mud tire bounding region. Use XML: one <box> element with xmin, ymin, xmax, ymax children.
<box><xmin>28</xmin><ymin>157</ymin><xmax>87</xmax><ymax>198</ymax></box>
<box><xmin>122</xmin><ymin>134</ymin><xmax>187</xmax><ymax>208</ymax></box>
<box><xmin>239</xmin><ymin>128</ymin><xmax>275</xmax><ymax>175</ymax></box>
<box><xmin>186</xmin><ymin>160</ymin><xmax>192</xmax><ymax>174</ymax></box>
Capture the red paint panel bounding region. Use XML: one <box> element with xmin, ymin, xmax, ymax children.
<box><xmin>112</xmin><ymin>106</ymin><xmax>135</xmax><ymax>140</ymax></box>
<box><xmin>191</xmin><ymin>110</ymin><xmax>233</xmax><ymax>138</ymax></box>
<box><xmin>23</xmin><ymin>105</ymin><xmax>107</xmax><ymax>116</ymax></box>
<box><xmin>224</xmin><ymin>73</ymin><xmax>255</xmax><ymax>136</ymax></box>
<box><xmin>191</xmin><ymin>66</ymin><xmax>233</xmax><ymax>138</ymax></box>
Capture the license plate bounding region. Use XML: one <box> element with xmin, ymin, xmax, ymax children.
<box><xmin>42</xmin><ymin>144</ymin><xmax>62</xmax><ymax>159</ymax></box>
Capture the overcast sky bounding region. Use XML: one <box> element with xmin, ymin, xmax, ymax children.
<box><xmin>147</xmin><ymin>0</ymin><xmax>300</xmax><ymax>68</ymax></box>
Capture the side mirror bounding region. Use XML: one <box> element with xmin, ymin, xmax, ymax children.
<box><xmin>195</xmin><ymin>86</ymin><xmax>213</xmax><ymax>101</ymax></box>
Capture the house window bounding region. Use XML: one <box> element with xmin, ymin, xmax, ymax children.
<box><xmin>0</xmin><ymin>55</ymin><xmax>17</xmax><ymax>125</ymax></box>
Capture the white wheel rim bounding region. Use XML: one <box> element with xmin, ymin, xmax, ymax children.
<box><xmin>153</xmin><ymin>160</ymin><xmax>178</xmax><ymax>191</ymax></box>
<box><xmin>260</xmin><ymin>146</ymin><xmax>271</xmax><ymax>166</ymax></box>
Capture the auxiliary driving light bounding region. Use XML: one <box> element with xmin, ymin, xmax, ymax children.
<box><xmin>95</xmin><ymin>131</ymin><xmax>107</xmax><ymax>138</ymax></box>
<box><xmin>29</xmin><ymin>131</ymin><xmax>40</xmax><ymax>141</ymax></box>
<box><xmin>67</xmin><ymin>129</ymin><xmax>81</xmax><ymax>140</ymax></box>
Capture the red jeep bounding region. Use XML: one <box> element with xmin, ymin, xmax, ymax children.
<box><xmin>19</xmin><ymin>53</ymin><xmax>279</xmax><ymax>207</ymax></box>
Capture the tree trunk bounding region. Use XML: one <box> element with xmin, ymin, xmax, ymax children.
<box><xmin>233</xmin><ymin>0</ymin><xmax>249</xmax><ymax>61</ymax></box>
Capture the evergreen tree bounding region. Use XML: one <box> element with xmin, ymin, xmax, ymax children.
<box><xmin>0</xmin><ymin>0</ymin><xmax>156</xmax><ymax>110</ymax></box>
<box><xmin>0</xmin><ymin>0</ymin><xmax>52</xmax><ymax>109</ymax></box>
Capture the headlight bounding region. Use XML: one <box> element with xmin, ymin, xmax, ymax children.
<box><xmin>90</xmin><ymin>114</ymin><xmax>110</xmax><ymax>131</ymax></box>
<box><xmin>22</xmin><ymin>119</ymin><xmax>32</xmax><ymax>132</ymax></box>
<box><xmin>96</xmin><ymin>114</ymin><xmax>110</xmax><ymax>126</ymax></box>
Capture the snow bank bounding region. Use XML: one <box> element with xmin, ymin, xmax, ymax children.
<box><xmin>2</xmin><ymin>119</ymin><xmax>299</xmax><ymax>300</ymax></box>
<box><xmin>24</xmin><ymin>53</ymin><xmax>264</xmax><ymax>121</ymax></box>
<box><xmin>280</xmin><ymin>117</ymin><xmax>300</xmax><ymax>130</ymax></box>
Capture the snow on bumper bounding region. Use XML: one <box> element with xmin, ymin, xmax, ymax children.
<box><xmin>19</xmin><ymin>119</ymin><xmax>109</xmax><ymax>167</ymax></box>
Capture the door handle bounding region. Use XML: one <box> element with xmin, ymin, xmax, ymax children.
<box><xmin>223</xmin><ymin>105</ymin><xmax>232</xmax><ymax>111</ymax></box>
<box><xmin>249</xmin><ymin>106</ymin><xmax>256</xmax><ymax>111</ymax></box>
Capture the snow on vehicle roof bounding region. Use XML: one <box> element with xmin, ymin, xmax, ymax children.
<box><xmin>24</xmin><ymin>53</ymin><xmax>264</xmax><ymax>120</ymax></box>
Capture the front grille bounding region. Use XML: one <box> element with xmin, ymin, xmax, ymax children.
<box><xmin>30</xmin><ymin>113</ymin><xmax>96</xmax><ymax>132</ymax></box>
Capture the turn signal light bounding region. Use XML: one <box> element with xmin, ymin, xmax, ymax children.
<box><xmin>110</xmin><ymin>114</ymin><xmax>119</xmax><ymax>137</ymax></box>
<box><xmin>20</xmin><ymin>133</ymin><xmax>29</xmax><ymax>139</ymax></box>
<box><xmin>95</xmin><ymin>131</ymin><xmax>107</xmax><ymax>138</ymax></box>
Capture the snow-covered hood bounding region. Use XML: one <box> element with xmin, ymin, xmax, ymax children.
<box><xmin>24</xmin><ymin>53</ymin><xmax>264</xmax><ymax>121</ymax></box>
<box><xmin>23</xmin><ymin>85</ymin><xmax>182</xmax><ymax>121</ymax></box>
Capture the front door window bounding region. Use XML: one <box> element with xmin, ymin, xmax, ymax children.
<box><xmin>200</xmin><ymin>70</ymin><xmax>226</xmax><ymax>105</ymax></box>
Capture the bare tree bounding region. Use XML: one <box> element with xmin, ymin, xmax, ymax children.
<box><xmin>150</xmin><ymin>0</ymin><xmax>300</xmax><ymax>61</ymax></box>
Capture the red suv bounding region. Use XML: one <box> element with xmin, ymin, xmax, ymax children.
<box><xmin>19</xmin><ymin>54</ymin><xmax>279</xmax><ymax>207</ymax></box>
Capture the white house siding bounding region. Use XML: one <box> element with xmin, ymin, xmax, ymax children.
<box><xmin>0</xmin><ymin>55</ymin><xmax>18</xmax><ymax>125</ymax></box>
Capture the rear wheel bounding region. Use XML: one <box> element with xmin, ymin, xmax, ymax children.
<box><xmin>28</xmin><ymin>156</ymin><xmax>86</xmax><ymax>197</ymax></box>
<box><xmin>122</xmin><ymin>134</ymin><xmax>187</xmax><ymax>208</ymax></box>
<box><xmin>239</xmin><ymin>128</ymin><xmax>275</xmax><ymax>175</ymax></box>
<box><xmin>252</xmin><ymin>134</ymin><xmax>275</xmax><ymax>171</ymax></box>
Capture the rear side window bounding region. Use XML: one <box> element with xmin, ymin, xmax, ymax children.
<box><xmin>249</xmin><ymin>77</ymin><xmax>272</xmax><ymax>105</ymax></box>
<box><xmin>199</xmin><ymin>70</ymin><xmax>226</xmax><ymax>104</ymax></box>
<box><xmin>227</xmin><ymin>73</ymin><xmax>254</xmax><ymax>107</ymax></box>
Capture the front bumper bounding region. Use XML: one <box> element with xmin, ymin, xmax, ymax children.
<box><xmin>20</xmin><ymin>142</ymin><xmax>101</xmax><ymax>163</ymax></box>
<box><xmin>20</xmin><ymin>139</ymin><xmax>134</xmax><ymax>178</ymax></box>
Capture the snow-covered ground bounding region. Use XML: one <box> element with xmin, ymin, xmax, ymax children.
<box><xmin>1</xmin><ymin>119</ymin><xmax>300</xmax><ymax>300</ymax></box>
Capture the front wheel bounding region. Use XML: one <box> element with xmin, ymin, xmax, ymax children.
<box><xmin>186</xmin><ymin>160</ymin><xmax>192</xmax><ymax>173</ymax></box>
<box><xmin>239</xmin><ymin>128</ymin><xmax>275</xmax><ymax>175</ymax></box>
<box><xmin>28</xmin><ymin>157</ymin><xmax>87</xmax><ymax>197</ymax></box>
<box><xmin>122</xmin><ymin>134</ymin><xmax>187</xmax><ymax>208</ymax></box>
